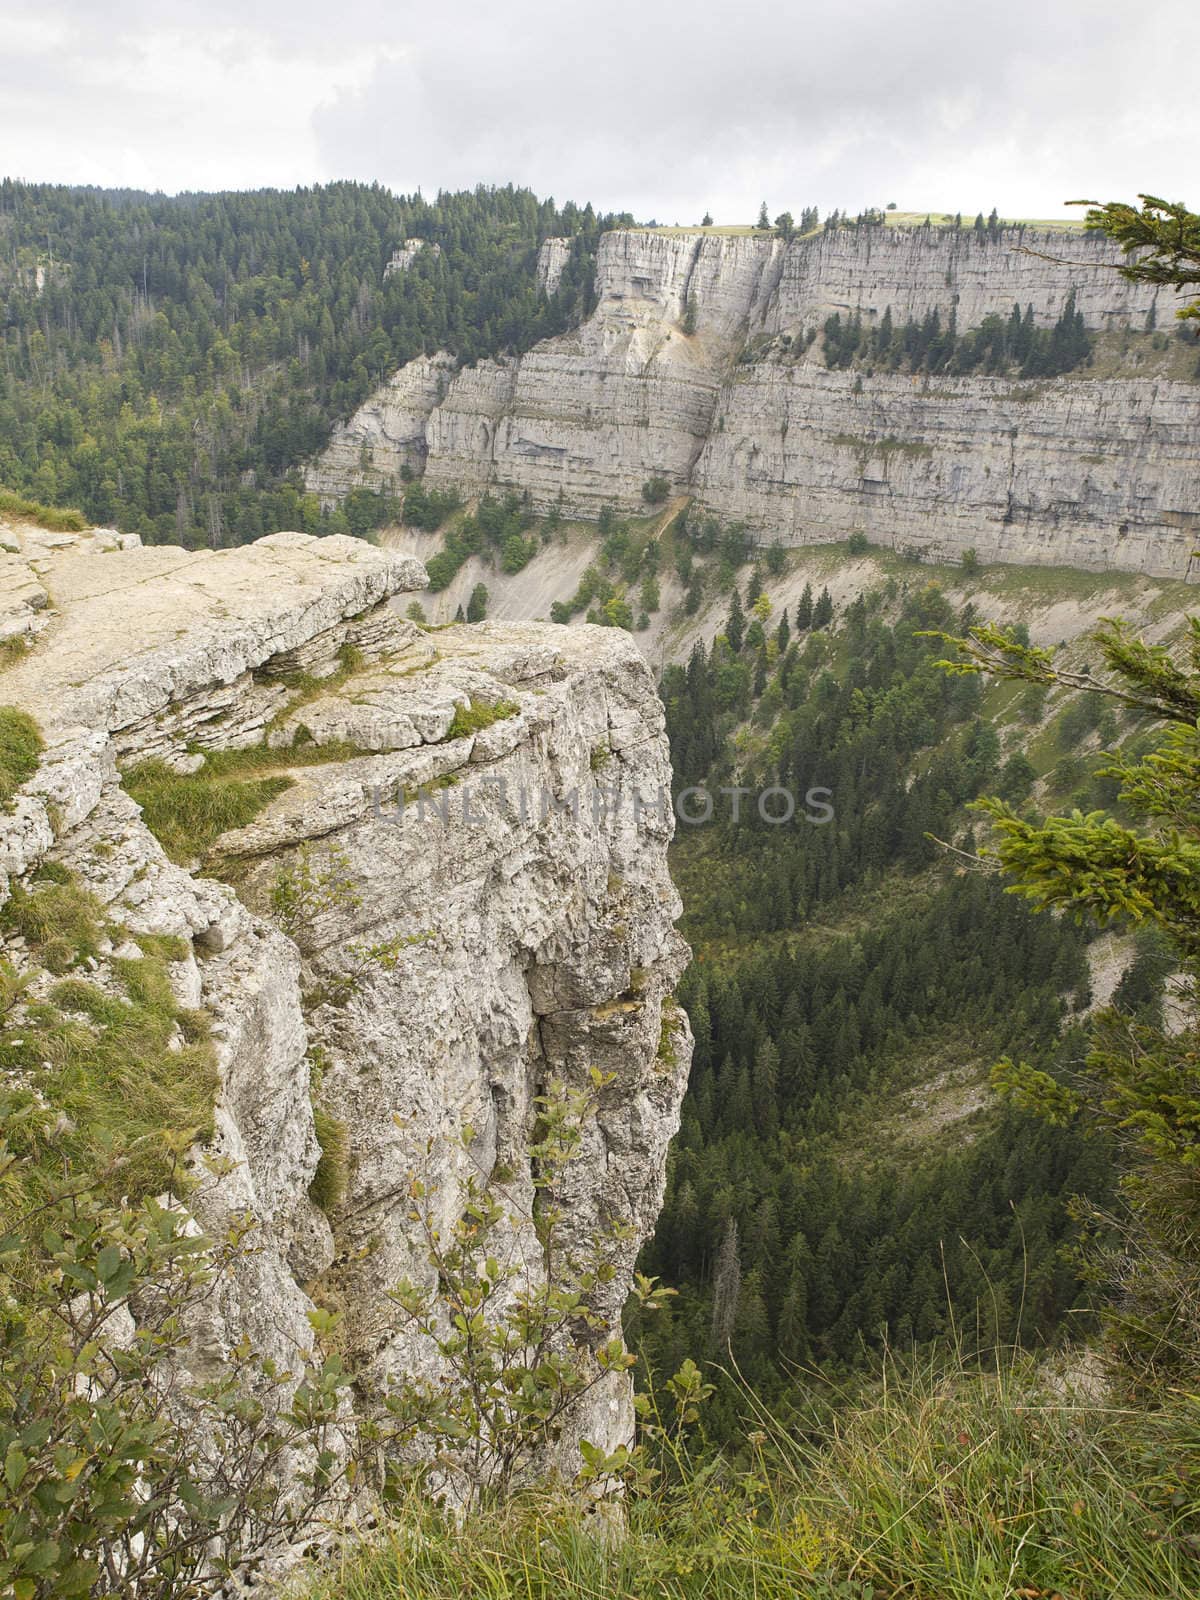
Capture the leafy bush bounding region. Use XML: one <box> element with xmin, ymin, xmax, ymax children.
<box><xmin>0</xmin><ymin>1108</ymin><xmax>351</xmax><ymax>1600</ymax></box>
<box><xmin>381</xmin><ymin>1074</ymin><xmax>672</xmax><ymax>1509</ymax></box>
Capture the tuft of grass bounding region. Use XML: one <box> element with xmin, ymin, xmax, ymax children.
<box><xmin>446</xmin><ymin>697</ymin><xmax>519</xmax><ymax>740</ymax></box>
<box><xmin>0</xmin><ymin>636</ymin><xmax>32</xmax><ymax>672</ymax></box>
<box><xmin>0</xmin><ymin>485</ymin><xmax>88</xmax><ymax>532</ymax></box>
<box><xmin>0</xmin><ymin>706</ymin><xmax>42</xmax><ymax>809</ymax></box>
<box><xmin>309</xmin><ymin>1106</ymin><xmax>349</xmax><ymax>1214</ymax></box>
<box><xmin>122</xmin><ymin>741</ymin><xmax>372</xmax><ymax>862</ymax></box>
<box><xmin>1</xmin><ymin>876</ymin><xmax>103</xmax><ymax>974</ymax></box>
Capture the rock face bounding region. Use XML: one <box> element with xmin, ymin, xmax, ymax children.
<box><xmin>0</xmin><ymin>526</ymin><xmax>691</xmax><ymax>1488</ymax></box>
<box><xmin>536</xmin><ymin>237</ymin><xmax>572</xmax><ymax>295</ymax></box>
<box><xmin>693</xmin><ymin>366</ymin><xmax>1200</xmax><ymax>575</ymax></box>
<box><xmin>308</xmin><ymin>225</ymin><xmax>1200</xmax><ymax>578</ymax></box>
<box><xmin>384</xmin><ymin>239</ymin><xmax>440</xmax><ymax>278</ymax></box>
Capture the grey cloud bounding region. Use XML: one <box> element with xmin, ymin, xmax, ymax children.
<box><xmin>0</xmin><ymin>0</ymin><xmax>1194</xmax><ymax>219</ymax></box>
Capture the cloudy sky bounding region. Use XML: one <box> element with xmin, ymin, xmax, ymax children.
<box><xmin>1</xmin><ymin>1</ymin><xmax>1193</xmax><ymax>222</ymax></box>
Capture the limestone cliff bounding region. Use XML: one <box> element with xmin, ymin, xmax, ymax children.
<box><xmin>308</xmin><ymin>225</ymin><xmax>1200</xmax><ymax>578</ymax></box>
<box><xmin>0</xmin><ymin>524</ymin><xmax>690</xmax><ymax>1484</ymax></box>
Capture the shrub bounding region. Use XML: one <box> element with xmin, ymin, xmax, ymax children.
<box><xmin>0</xmin><ymin>1114</ymin><xmax>350</xmax><ymax>1600</ymax></box>
<box><xmin>381</xmin><ymin>1074</ymin><xmax>672</xmax><ymax>1509</ymax></box>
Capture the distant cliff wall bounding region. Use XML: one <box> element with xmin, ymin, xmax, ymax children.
<box><xmin>308</xmin><ymin>225</ymin><xmax>1200</xmax><ymax>578</ymax></box>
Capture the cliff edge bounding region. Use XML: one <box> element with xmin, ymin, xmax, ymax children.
<box><xmin>308</xmin><ymin>224</ymin><xmax>1200</xmax><ymax>578</ymax></box>
<box><xmin>0</xmin><ymin>523</ymin><xmax>691</xmax><ymax>1492</ymax></box>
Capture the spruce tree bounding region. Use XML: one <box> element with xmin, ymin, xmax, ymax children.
<box><xmin>726</xmin><ymin>587</ymin><xmax>746</xmax><ymax>653</ymax></box>
<box><xmin>710</xmin><ymin>1218</ymin><xmax>742</xmax><ymax>1353</ymax></box>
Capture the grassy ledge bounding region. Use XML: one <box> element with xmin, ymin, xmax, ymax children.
<box><xmin>0</xmin><ymin>869</ymin><xmax>216</xmax><ymax>1205</ymax></box>
<box><xmin>0</xmin><ymin>484</ymin><xmax>88</xmax><ymax>533</ymax></box>
<box><xmin>0</xmin><ymin>707</ymin><xmax>42</xmax><ymax>810</ymax></box>
<box><xmin>445</xmin><ymin>697</ymin><xmax>519</xmax><ymax>740</ymax></box>
<box><xmin>122</xmin><ymin>739</ymin><xmax>372</xmax><ymax>862</ymax></box>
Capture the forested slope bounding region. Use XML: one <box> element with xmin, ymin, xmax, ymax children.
<box><xmin>0</xmin><ymin>181</ymin><xmax>620</xmax><ymax>544</ymax></box>
<box><xmin>630</xmin><ymin>575</ymin><xmax>1155</xmax><ymax>1438</ymax></box>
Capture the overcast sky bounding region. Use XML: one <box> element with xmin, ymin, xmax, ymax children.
<box><xmin>1</xmin><ymin>1</ymin><xmax>1194</xmax><ymax>223</ymax></box>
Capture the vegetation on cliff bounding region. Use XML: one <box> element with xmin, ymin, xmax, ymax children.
<box><xmin>5</xmin><ymin>189</ymin><xmax>1200</xmax><ymax>1598</ymax></box>
<box><xmin>0</xmin><ymin>182</ymin><xmax>626</xmax><ymax>546</ymax></box>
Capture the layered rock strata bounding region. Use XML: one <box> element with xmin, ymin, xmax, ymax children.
<box><xmin>0</xmin><ymin>524</ymin><xmax>691</xmax><ymax>1486</ymax></box>
<box><xmin>309</xmin><ymin>225</ymin><xmax>1200</xmax><ymax>578</ymax></box>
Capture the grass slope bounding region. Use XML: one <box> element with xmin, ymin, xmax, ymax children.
<box><xmin>309</xmin><ymin>1353</ymin><xmax>1200</xmax><ymax>1600</ymax></box>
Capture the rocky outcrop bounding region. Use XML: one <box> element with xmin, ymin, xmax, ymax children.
<box><xmin>694</xmin><ymin>365</ymin><xmax>1200</xmax><ymax>575</ymax></box>
<box><xmin>536</xmin><ymin>237</ymin><xmax>572</xmax><ymax>295</ymax></box>
<box><xmin>307</xmin><ymin>224</ymin><xmax>1200</xmax><ymax>578</ymax></box>
<box><xmin>762</xmin><ymin>223</ymin><xmax>1179</xmax><ymax>332</ymax></box>
<box><xmin>0</xmin><ymin>527</ymin><xmax>690</xmax><ymax>1491</ymax></box>
<box><xmin>384</xmin><ymin>239</ymin><xmax>440</xmax><ymax>278</ymax></box>
<box><xmin>313</xmin><ymin>352</ymin><xmax>458</xmax><ymax>500</ymax></box>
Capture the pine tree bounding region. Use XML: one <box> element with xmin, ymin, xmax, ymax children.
<box><xmin>752</xmin><ymin>1038</ymin><xmax>780</xmax><ymax>1137</ymax></box>
<box><xmin>726</xmin><ymin>587</ymin><xmax>746</xmax><ymax>653</ymax></box>
<box><xmin>812</xmin><ymin>586</ymin><xmax>834</xmax><ymax>629</ymax></box>
<box><xmin>710</xmin><ymin>1217</ymin><xmax>742</xmax><ymax>1353</ymax></box>
<box><xmin>796</xmin><ymin>581</ymin><xmax>814</xmax><ymax>630</ymax></box>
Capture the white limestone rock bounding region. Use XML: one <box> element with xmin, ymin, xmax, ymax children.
<box><xmin>308</xmin><ymin>224</ymin><xmax>1200</xmax><ymax>578</ymax></box>
<box><xmin>0</xmin><ymin>530</ymin><xmax>691</xmax><ymax>1509</ymax></box>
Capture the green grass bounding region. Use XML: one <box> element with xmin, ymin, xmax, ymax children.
<box><xmin>309</xmin><ymin>1105</ymin><xmax>350</xmax><ymax>1214</ymax></box>
<box><xmin>0</xmin><ymin>874</ymin><xmax>217</xmax><ymax>1204</ymax></box>
<box><xmin>0</xmin><ymin>706</ymin><xmax>42</xmax><ymax>809</ymax></box>
<box><xmin>446</xmin><ymin>697</ymin><xmax>519</xmax><ymax>740</ymax></box>
<box><xmin>123</xmin><ymin>759</ymin><xmax>295</xmax><ymax>862</ymax></box>
<box><xmin>1</xmin><ymin>869</ymin><xmax>104</xmax><ymax>974</ymax></box>
<box><xmin>0</xmin><ymin>485</ymin><xmax>88</xmax><ymax>532</ymax></box>
<box><xmin>122</xmin><ymin>740</ymin><xmax>373</xmax><ymax>861</ymax></box>
<box><xmin>304</xmin><ymin>1350</ymin><xmax>1200</xmax><ymax>1600</ymax></box>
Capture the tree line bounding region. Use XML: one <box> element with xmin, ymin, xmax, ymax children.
<box><xmin>0</xmin><ymin>181</ymin><xmax>627</xmax><ymax>546</ymax></box>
